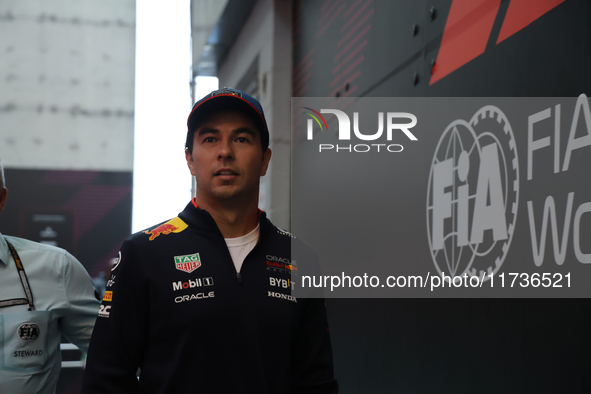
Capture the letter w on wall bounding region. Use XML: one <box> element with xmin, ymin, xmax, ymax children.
<box><xmin>430</xmin><ymin>0</ymin><xmax>566</xmax><ymax>85</ymax></box>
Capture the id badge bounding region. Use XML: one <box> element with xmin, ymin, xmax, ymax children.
<box><xmin>0</xmin><ymin>311</ymin><xmax>50</xmax><ymax>371</ymax></box>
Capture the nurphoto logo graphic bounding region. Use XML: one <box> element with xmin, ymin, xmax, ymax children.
<box><xmin>427</xmin><ymin>106</ymin><xmax>519</xmax><ymax>281</ymax></box>
<box><xmin>303</xmin><ymin>107</ymin><xmax>417</xmax><ymax>153</ymax></box>
<box><xmin>302</xmin><ymin>107</ymin><xmax>329</xmax><ymax>134</ymax></box>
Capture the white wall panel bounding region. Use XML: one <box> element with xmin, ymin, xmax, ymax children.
<box><xmin>0</xmin><ymin>0</ymin><xmax>135</xmax><ymax>171</ymax></box>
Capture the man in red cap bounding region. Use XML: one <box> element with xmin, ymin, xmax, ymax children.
<box><xmin>83</xmin><ymin>88</ymin><xmax>338</xmax><ymax>393</ymax></box>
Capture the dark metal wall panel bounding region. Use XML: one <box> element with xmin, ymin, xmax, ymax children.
<box><xmin>292</xmin><ymin>1</ymin><xmax>591</xmax><ymax>392</ymax></box>
<box><xmin>294</xmin><ymin>0</ymin><xmax>590</xmax><ymax>98</ymax></box>
<box><xmin>0</xmin><ymin>169</ymin><xmax>132</xmax><ymax>276</ymax></box>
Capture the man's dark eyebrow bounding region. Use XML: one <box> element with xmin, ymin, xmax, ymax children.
<box><xmin>197</xmin><ymin>126</ymin><xmax>256</xmax><ymax>137</ymax></box>
<box><xmin>234</xmin><ymin>127</ymin><xmax>256</xmax><ymax>137</ymax></box>
<box><xmin>196</xmin><ymin>127</ymin><xmax>218</xmax><ymax>137</ymax></box>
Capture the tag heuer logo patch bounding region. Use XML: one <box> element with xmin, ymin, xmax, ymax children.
<box><xmin>174</xmin><ymin>253</ymin><xmax>202</xmax><ymax>273</ymax></box>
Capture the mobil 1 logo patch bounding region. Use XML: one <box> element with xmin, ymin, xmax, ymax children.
<box><xmin>427</xmin><ymin>106</ymin><xmax>519</xmax><ymax>281</ymax></box>
<box><xmin>174</xmin><ymin>253</ymin><xmax>201</xmax><ymax>273</ymax></box>
<box><xmin>172</xmin><ymin>277</ymin><xmax>214</xmax><ymax>291</ymax></box>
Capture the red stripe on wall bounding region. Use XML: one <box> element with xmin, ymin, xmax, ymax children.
<box><xmin>429</xmin><ymin>0</ymin><xmax>501</xmax><ymax>85</ymax></box>
<box><xmin>343</xmin><ymin>0</ymin><xmax>363</xmax><ymax>20</ymax></box>
<box><xmin>341</xmin><ymin>0</ymin><xmax>373</xmax><ymax>32</ymax></box>
<box><xmin>335</xmin><ymin>23</ymin><xmax>371</xmax><ymax>61</ymax></box>
<box><xmin>496</xmin><ymin>0</ymin><xmax>566</xmax><ymax>43</ymax></box>
<box><xmin>317</xmin><ymin>2</ymin><xmax>348</xmax><ymax>38</ymax></box>
<box><xmin>337</xmin><ymin>8</ymin><xmax>374</xmax><ymax>47</ymax></box>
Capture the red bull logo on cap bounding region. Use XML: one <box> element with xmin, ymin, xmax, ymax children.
<box><xmin>144</xmin><ymin>217</ymin><xmax>188</xmax><ymax>241</ymax></box>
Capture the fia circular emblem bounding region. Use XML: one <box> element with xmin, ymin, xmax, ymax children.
<box><xmin>18</xmin><ymin>323</ymin><xmax>40</xmax><ymax>341</ymax></box>
<box><xmin>426</xmin><ymin>106</ymin><xmax>519</xmax><ymax>281</ymax></box>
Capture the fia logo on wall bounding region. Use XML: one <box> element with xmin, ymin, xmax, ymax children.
<box><xmin>426</xmin><ymin>106</ymin><xmax>519</xmax><ymax>280</ymax></box>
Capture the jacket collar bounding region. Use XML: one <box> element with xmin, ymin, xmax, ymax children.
<box><xmin>178</xmin><ymin>199</ymin><xmax>273</xmax><ymax>238</ymax></box>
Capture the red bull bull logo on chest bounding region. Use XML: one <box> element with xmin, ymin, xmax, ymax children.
<box><xmin>144</xmin><ymin>217</ymin><xmax>188</xmax><ymax>241</ymax></box>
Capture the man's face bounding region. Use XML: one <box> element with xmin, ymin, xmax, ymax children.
<box><xmin>185</xmin><ymin>110</ymin><xmax>272</xmax><ymax>206</ymax></box>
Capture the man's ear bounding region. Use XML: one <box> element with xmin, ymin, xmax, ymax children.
<box><xmin>0</xmin><ymin>188</ymin><xmax>7</xmax><ymax>214</ymax></box>
<box><xmin>185</xmin><ymin>149</ymin><xmax>196</xmax><ymax>176</ymax></box>
<box><xmin>260</xmin><ymin>148</ymin><xmax>272</xmax><ymax>176</ymax></box>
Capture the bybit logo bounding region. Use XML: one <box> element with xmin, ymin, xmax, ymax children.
<box><xmin>304</xmin><ymin>107</ymin><xmax>417</xmax><ymax>153</ymax></box>
<box><xmin>426</xmin><ymin>106</ymin><xmax>519</xmax><ymax>281</ymax></box>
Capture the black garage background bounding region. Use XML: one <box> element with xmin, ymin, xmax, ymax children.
<box><xmin>292</xmin><ymin>0</ymin><xmax>591</xmax><ymax>392</ymax></box>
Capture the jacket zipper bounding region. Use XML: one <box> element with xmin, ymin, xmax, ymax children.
<box><xmin>231</xmin><ymin>221</ymin><xmax>264</xmax><ymax>285</ymax></box>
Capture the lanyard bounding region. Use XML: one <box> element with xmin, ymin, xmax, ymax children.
<box><xmin>0</xmin><ymin>241</ymin><xmax>35</xmax><ymax>311</ymax></box>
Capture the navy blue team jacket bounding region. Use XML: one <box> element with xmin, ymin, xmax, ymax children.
<box><xmin>82</xmin><ymin>200</ymin><xmax>338</xmax><ymax>393</ymax></box>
